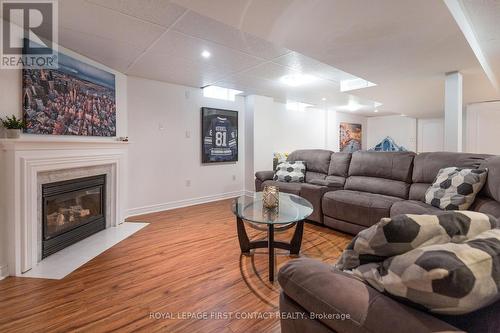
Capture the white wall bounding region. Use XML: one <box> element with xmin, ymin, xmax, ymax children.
<box><xmin>418</xmin><ymin>118</ymin><xmax>444</xmax><ymax>152</ymax></box>
<box><xmin>126</xmin><ymin>76</ymin><xmax>246</xmax><ymax>215</ymax></box>
<box><xmin>327</xmin><ymin>111</ymin><xmax>368</xmax><ymax>152</ymax></box>
<box><xmin>367</xmin><ymin>115</ymin><xmax>417</xmax><ymax>151</ymax></box>
<box><xmin>0</xmin><ymin>45</ymin><xmax>128</xmax><ymax>139</ymax></box>
<box><xmin>466</xmin><ymin>101</ymin><xmax>500</xmax><ymax>154</ymax></box>
<box><xmin>252</xmin><ymin>95</ymin><xmax>327</xmax><ymax>173</ymax></box>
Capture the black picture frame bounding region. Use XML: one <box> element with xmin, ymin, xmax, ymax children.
<box><xmin>201</xmin><ymin>107</ymin><xmax>238</xmax><ymax>163</ymax></box>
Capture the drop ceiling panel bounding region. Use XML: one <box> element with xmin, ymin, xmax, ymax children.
<box><xmin>172</xmin><ymin>11</ymin><xmax>290</xmax><ymax>60</ymax></box>
<box><xmin>233</xmin><ymin>62</ymin><xmax>342</xmax><ymax>93</ymax></box>
<box><xmin>59</xmin><ymin>27</ymin><xmax>144</xmax><ymax>72</ymax></box>
<box><xmin>129</xmin><ymin>31</ymin><xmax>264</xmax><ymax>86</ymax></box>
<box><xmin>59</xmin><ymin>0</ymin><xmax>166</xmax><ymax>51</ymax></box>
<box><xmin>273</xmin><ymin>52</ymin><xmax>358</xmax><ymax>83</ymax></box>
<box><xmin>128</xmin><ymin>54</ymin><xmax>225</xmax><ymax>87</ymax></box>
<box><xmin>86</xmin><ymin>0</ymin><xmax>187</xmax><ymax>28</ymax></box>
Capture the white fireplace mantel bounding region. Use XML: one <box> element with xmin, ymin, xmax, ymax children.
<box><xmin>0</xmin><ymin>138</ymin><xmax>129</xmax><ymax>277</ymax></box>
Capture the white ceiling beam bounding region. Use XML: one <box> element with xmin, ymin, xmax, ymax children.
<box><xmin>444</xmin><ymin>0</ymin><xmax>499</xmax><ymax>91</ymax></box>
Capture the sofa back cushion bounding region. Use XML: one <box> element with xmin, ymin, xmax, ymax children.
<box><xmin>480</xmin><ymin>156</ymin><xmax>500</xmax><ymax>202</ymax></box>
<box><xmin>328</xmin><ymin>152</ymin><xmax>352</xmax><ymax>177</ymax></box>
<box><xmin>345</xmin><ymin>151</ymin><xmax>416</xmax><ymax>198</ymax></box>
<box><xmin>287</xmin><ymin>149</ymin><xmax>333</xmax><ymax>174</ymax></box>
<box><xmin>410</xmin><ymin>152</ymin><xmax>491</xmax><ymax>201</ymax></box>
<box><xmin>349</xmin><ymin>151</ymin><xmax>416</xmax><ymax>181</ymax></box>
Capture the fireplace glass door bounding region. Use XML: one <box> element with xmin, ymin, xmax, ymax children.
<box><xmin>42</xmin><ymin>174</ymin><xmax>106</xmax><ymax>258</ymax></box>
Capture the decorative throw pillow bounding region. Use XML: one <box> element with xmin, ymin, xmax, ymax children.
<box><xmin>352</xmin><ymin>228</ymin><xmax>500</xmax><ymax>315</ymax></box>
<box><xmin>273</xmin><ymin>161</ymin><xmax>306</xmax><ymax>183</ymax></box>
<box><xmin>273</xmin><ymin>152</ymin><xmax>289</xmax><ymax>171</ymax></box>
<box><xmin>335</xmin><ymin>211</ymin><xmax>498</xmax><ymax>271</ymax></box>
<box><xmin>425</xmin><ymin>167</ymin><xmax>488</xmax><ymax>210</ymax></box>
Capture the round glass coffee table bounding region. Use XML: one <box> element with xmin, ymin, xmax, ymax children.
<box><xmin>231</xmin><ymin>192</ymin><xmax>313</xmax><ymax>282</ymax></box>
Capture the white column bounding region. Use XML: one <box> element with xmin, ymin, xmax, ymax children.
<box><xmin>444</xmin><ymin>71</ymin><xmax>463</xmax><ymax>152</ymax></box>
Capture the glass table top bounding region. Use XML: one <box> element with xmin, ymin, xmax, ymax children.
<box><xmin>231</xmin><ymin>192</ymin><xmax>313</xmax><ymax>224</ymax></box>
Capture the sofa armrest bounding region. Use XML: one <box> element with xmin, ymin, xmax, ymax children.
<box><xmin>255</xmin><ymin>170</ymin><xmax>275</xmax><ymax>182</ymax></box>
<box><xmin>278</xmin><ymin>258</ymin><xmax>461</xmax><ymax>333</ymax></box>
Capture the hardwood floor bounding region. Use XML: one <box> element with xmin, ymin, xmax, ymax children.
<box><xmin>0</xmin><ymin>199</ymin><xmax>352</xmax><ymax>333</ymax></box>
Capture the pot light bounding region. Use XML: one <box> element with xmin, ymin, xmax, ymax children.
<box><xmin>201</xmin><ymin>50</ymin><xmax>211</xmax><ymax>58</ymax></box>
<box><xmin>374</xmin><ymin>109</ymin><xmax>379</xmax><ymax>113</ymax></box>
<box><xmin>322</xmin><ymin>97</ymin><xmax>327</xmax><ymax>101</ymax></box>
<box><xmin>280</xmin><ymin>74</ymin><xmax>316</xmax><ymax>87</ymax></box>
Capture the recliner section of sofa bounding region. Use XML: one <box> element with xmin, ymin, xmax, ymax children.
<box><xmin>254</xmin><ymin>150</ymin><xmax>351</xmax><ymax>224</ymax></box>
<box><xmin>322</xmin><ymin>151</ymin><xmax>415</xmax><ymax>232</ymax></box>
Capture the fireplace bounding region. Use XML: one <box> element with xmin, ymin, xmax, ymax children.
<box><xmin>42</xmin><ymin>174</ymin><xmax>106</xmax><ymax>258</ymax></box>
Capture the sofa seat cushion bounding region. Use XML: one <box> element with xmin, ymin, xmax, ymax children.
<box><xmin>391</xmin><ymin>200</ymin><xmax>443</xmax><ymax>217</ymax></box>
<box><xmin>309</xmin><ymin>177</ymin><xmax>344</xmax><ymax>189</ymax></box>
<box><xmin>322</xmin><ymin>190</ymin><xmax>402</xmax><ymax>227</ymax></box>
<box><xmin>262</xmin><ymin>180</ymin><xmax>302</xmax><ymax>195</ymax></box>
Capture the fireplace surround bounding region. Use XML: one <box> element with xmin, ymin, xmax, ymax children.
<box><xmin>0</xmin><ymin>138</ymin><xmax>128</xmax><ymax>277</ymax></box>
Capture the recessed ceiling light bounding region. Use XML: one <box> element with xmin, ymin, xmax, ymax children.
<box><xmin>201</xmin><ymin>50</ymin><xmax>211</xmax><ymax>58</ymax></box>
<box><xmin>401</xmin><ymin>114</ymin><xmax>406</xmax><ymax>117</ymax></box>
<box><xmin>280</xmin><ymin>74</ymin><xmax>316</xmax><ymax>87</ymax></box>
<box><xmin>322</xmin><ymin>97</ymin><xmax>327</xmax><ymax>101</ymax></box>
<box><xmin>374</xmin><ymin>109</ymin><xmax>379</xmax><ymax>113</ymax></box>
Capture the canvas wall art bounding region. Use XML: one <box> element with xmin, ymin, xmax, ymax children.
<box><xmin>339</xmin><ymin>122</ymin><xmax>362</xmax><ymax>152</ymax></box>
<box><xmin>201</xmin><ymin>107</ymin><xmax>238</xmax><ymax>163</ymax></box>
<box><xmin>22</xmin><ymin>47</ymin><xmax>116</xmax><ymax>136</ymax></box>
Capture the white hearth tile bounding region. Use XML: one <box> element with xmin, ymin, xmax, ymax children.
<box><xmin>21</xmin><ymin>222</ymin><xmax>148</xmax><ymax>280</ymax></box>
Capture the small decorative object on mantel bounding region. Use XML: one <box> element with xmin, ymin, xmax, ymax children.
<box><xmin>1</xmin><ymin>115</ymin><xmax>26</xmax><ymax>139</ymax></box>
<box><xmin>262</xmin><ymin>185</ymin><xmax>280</xmax><ymax>209</ymax></box>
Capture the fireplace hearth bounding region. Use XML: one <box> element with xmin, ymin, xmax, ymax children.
<box><xmin>42</xmin><ymin>174</ymin><xmax>106</xmax><ymax>258</ymax></box>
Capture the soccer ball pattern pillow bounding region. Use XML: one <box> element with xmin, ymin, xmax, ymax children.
<box><xmin>352</xmin><ymin>228</ymin><xmax>500</xmax><ymax>315</ymax></box>
<box><xmin>335</xmin><ymin>211</ymin><xmax>498</xmax><ymax>271</ymax></box>
<box><xmin>425</xmin><ymin>167</ymin><xmax>488</xmax><ymax>210</ymax></box>
<box><xmin>273</xmin><ymin>161</ymin><xmax>306</xmax><ymax>183</ymax></box>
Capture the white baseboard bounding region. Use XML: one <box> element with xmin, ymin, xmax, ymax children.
<box><xmin>126</xmin><ymin>190</ymin><xmax>246</xmax><ymax>217</ymax></box>
<box><xmin>0</xmin><ymin>264</ymin><xmax>8</xmax><ymax>280</ymax></box>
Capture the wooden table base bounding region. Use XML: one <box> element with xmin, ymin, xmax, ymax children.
<box><xmin>236</xmin><ymin>217</ymin><xmax>304</xmax><ymax>281</ymax></box>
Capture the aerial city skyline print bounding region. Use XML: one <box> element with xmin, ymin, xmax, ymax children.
<box><xmin>22</xmin><ymin>46</ymin><xmax>116</xmax><ymax>137</ymax></box>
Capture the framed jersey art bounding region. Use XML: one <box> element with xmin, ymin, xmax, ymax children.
<box><xmin>201</xmin><ymin>107</ymin><xmax>238</xmax><ymax>163</ymax></box>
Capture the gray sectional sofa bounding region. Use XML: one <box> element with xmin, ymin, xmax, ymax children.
<box><xmin>255</xmin><ymin>149</ymin><xmax>500</xmax><ymax>333</ymax></box>
<box><xmin>255</xmin><ymin>149</ymin><xmax>500</xmax><ymax>234</ymax></box>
